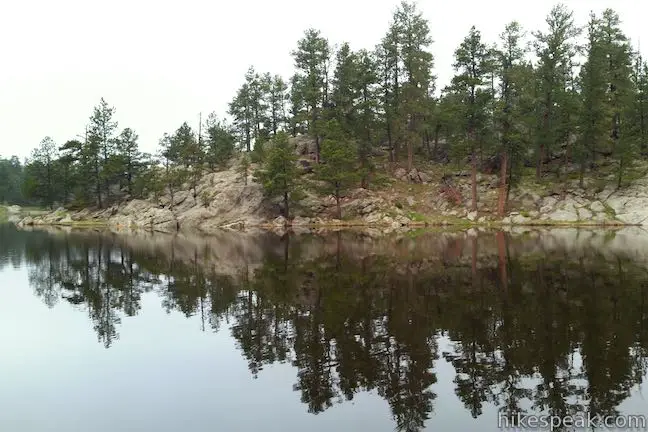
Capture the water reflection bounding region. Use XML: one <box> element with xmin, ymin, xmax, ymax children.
<box><xmin>2</xmin><ymin>224</ymin><xmax>648</xmax><ymax>431</ymax></box>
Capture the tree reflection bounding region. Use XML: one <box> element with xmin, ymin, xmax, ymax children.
<box><xmin>5</xmin><ymin>224</ymin><xmax>648</xmax><ymax>431</ymax></box>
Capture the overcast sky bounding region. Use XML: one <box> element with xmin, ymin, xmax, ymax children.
<box><xmin>0</xmin><ymin>0</ymin><xmax>645</xmax><ymax>160</ymax></box>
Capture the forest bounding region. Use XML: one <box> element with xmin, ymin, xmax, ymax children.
<box><xmin>5</xmin><ymin>2</ymin><xmax>648</xmax><ymax>218</ymax></box>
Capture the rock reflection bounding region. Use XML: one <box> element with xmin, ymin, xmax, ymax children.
<box><xmin>3</xmin><ymin>224</ymin><xmax>648</xmax><ymax>431</ymax></box>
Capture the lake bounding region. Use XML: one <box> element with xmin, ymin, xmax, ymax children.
<box><xmin>1</xmin><ymin>223</ymin><xmax>648</xmax><ymax>432</ymax></box>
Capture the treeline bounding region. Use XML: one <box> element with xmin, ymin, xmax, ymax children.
<box><xmin>21</xmin><ymin>2</ymin><xmax>648</xmax><ymax>216</ymax></box>
<box><xmin>0</xmin><ymin>157</ymin><xmax>26</xmax><ymax>204</ymax></box>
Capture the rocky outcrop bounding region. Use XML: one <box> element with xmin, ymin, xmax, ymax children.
<box><xmin>14</xmin><ymin>153</ymin><xmax>648</xmax><ymax>233</ymax></box>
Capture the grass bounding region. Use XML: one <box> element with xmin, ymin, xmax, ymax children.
<box><xmin>602</xmin><ymin>202</ymin><xmax>616</xmax><ymax>219</ymax></box>
<box><xmin>407</xmin><ymin>211</ymin><xmax>428</xmax><ymax>222</ymax></box>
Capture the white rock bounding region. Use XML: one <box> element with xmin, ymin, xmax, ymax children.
<box><xmin>590</xmin><ymin>201</ymin><xmax>606</xmax><ymax>213</ymax></box>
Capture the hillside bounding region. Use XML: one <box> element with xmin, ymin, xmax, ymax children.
<box><xmin>16</xmin><ymin>136</ymin><xmax>648</xmax><ymax>234</ymax></box>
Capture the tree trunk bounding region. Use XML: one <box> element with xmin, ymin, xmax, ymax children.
<box><xmin>471</xmin><ymin>150</ymin><xmax>478</xmax><ymax>212</ymax></box>
<box><xmin>335</xmin><ymin>186</ymin><xmax>342</xmax><ymax>220</ymax></box>
<box><xmin>536</xmin><ymin>143</ymin><xmax>544</xmax><ymax>180</ymax></box>
<box><xmin>433</xmin><ymin>126</ymin><xmax>440</xmax><ymax>162</ymax></box>
<box><xmin>497</xmin><ymin>150</ymin><xmax>509</xmax><ymax>217</ymax></box>
<box><xmin>284</xmin><ymin>191</ymin><xmax>289</xmax><ymax>220</ymax></box>
<box><xmin>95</xmin><ymin>158</ymin><xmax>102</xmax><ymax>209</ymax></box>
<box><xmin>471</xmin><ymin>235</ymin><xmax>478</xmax><ymax>280</ymax></box>
<box><xmin>617</xmin><ymin>159</ymin><xmax>624</xmax><ymax>190</ymax></box>
<box><xmin>407</xmin><ymin>142</ymin><xmax>413</xmax><ymax>173</ymax></box>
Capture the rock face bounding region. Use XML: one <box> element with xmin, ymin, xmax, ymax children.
<box><xmin>603</xmin><ymin>177</ymin><xmax>648</xmax><ymax>225</ymax></box>
<box><xmin>13</xmin><ymin>154</ymin><xmax>648</xmax><ymax>231</ymax></box>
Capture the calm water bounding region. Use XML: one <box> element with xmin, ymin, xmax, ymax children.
<box><xmin>1</xmin><ymin>224</ymin><xmax>648</xmax><ymax>432</ymax></box>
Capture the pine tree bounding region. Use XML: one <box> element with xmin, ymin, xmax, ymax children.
<box><xmin>204</xmin><ymin>113</ymin><xmax>236</xmax><ymax>170</ymax></box>
<box><xmin>88</xmin><ymin>98</ymin><xmax>118</xmax><ymax>206</ymax></box>
<box><xmin>24</xmin><ymin>137</ymin><xmax>59</xmax><ymax>209</ymax></box>
<box><xmin>292</xmin><ymin>28</ymin><xmax>331</xmax><ymax>163</ymax></box>
<box><xmin>354</xmin><ymin>49</ymin><xmax>379</xmax><ymax>187</ymax></box>
<box><xmin>331</xmin><ymin>42</ymin><xmax>359</xmax><ymax>134</ymax></box>
<box><xmin>495</xmin><ymin>21</ymin><xmax>528</xmax><ymax>216</ymax></box>
<box><xmin>264</xmin><ymin>74</ymin><xmax>289</xmax><ymax>137</ymax></box>
<box><xmin>577</xmin><ymin>14</ymin><xmax>606</xmax><ymax>183</ymax></box>
<box><xmin>229</xmin><ymin>80</ymin><xmax>254</xmax><ymax>152</ymax></box>
<box><xmin>254</xmin><ymin>131</ymin><xmax>300</xmax><ymax>220</ymax></box>
<box><xmin>288</xmin><ymin>74</ymin><xmax>307</xmax><ymax>137</ymax></box>
<box><xmin>172</xmin><ymin>122</ymin><xmax>202</xmax><ymax>201</ymax></box>
<box><xmin>599</xmin><ymin>9</ymin><xmax>636</xmax><ymax>187</ymax></box>
<box><xmin>450</xmin><ymin>25</ymin><xmax>491</xmax><ymax>211</ymax></box>
<box><xmin>237</xmin><ymin>152</ymin><xmax>251</xmax><ymax>186</ymax></box>
<box><xmin>115</xmin><ymin>128</ymin><xmax>143</xmax><ymax>197</ymax></box>
<box><xmin>376</xmin><ymin>21</ymin><xmax>403</xmax><ymax>164</ymax></box>
<box><xmin>394</xmin><ymin>1</ymin><xmax>434</xmax><ymax>172</ymax></box>
<box><xmin>632</xmin><ymin>55</ymin><xmax>648</xmax><ymax>156</ymax></box>
<box><xmin>533</xmin><ymin>4</ymin><xmax>580</xmax><ymax>179</ymax></box>
<box><xmin>316</xmin><ymin>120</ymin><xmax>360</xmax><ymax>219</ymax></box>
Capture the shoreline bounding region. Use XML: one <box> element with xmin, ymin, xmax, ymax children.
<box><xmin>14</xmin><ymin>215</ymin><xmax>637</xmax><ymax>233</ymax></box>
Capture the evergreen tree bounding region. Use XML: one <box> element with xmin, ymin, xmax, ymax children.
<box><xmin>57</xmin><ymin>140</ymin><xmax>81</xmax><ymax>205</ymax></box>
<box><xmin>254</xmin><ymin>132</ymin><xmax>300</xmax><ymax>219</ymax></box>
<box><xmin>115</xmin><ymin>128</ymin><xmax>143</xmax><ymax>197</ymax></box>
<box><xmin>229</xmin><ymin>79</ymin><xmax>254</xmax><ymax>152</ymax></box>
<box><xmin>172</xmin><ymin>122</ymin><xmax>202</xmax><ymax>200</ymax></box>
<box><xmin>264</xmin><ymin>73</ymin><xmax>289</xmax><ymax>137</ymax></box>
<box><xmin>598</xmin><ymin>9</ymin><xmax>636</xmax><ymax>187</ymax></box>
<box><xmin>288</xmin><ymin>74</ymin><xmax>307</xmax><ymax>137</ymax></box>
<box><xmin>393</xmin><ymin>0</ymin><xmax>435</xmax><ymax>172</ymax></box>
<box><xmin>495</xmin><ymin>21</ymin><xmax>528</xmax><ymax>215</ymax></box>
<box><xmin>331</xmin><ymin>42</ymin><xmax>359</xmax><ymax>134</ymax></box>
<box><xmin>577</xmin><ymin>13</ymin><xmax>609</xmax><ymax>185</ymax></box>
<box><xmin>0</xmin><ymin>156</ymin><xmax>25</xmax><ymax>204</ymax></box>
<box><xmin>24</xmin><ymin>137</ymin><xmax>59</xmax><ymax>209</ymax></box>
<box><xmin>87</xmin><ymin>98</ymin><xmax>118</xmax><ymax>206</ymax></box>
<box><xmin>450</xmin><ymin>25</ymin><xmax>492</xmax><ymax>211</ymax></box>
<box><xmin>533</xmin><ymin>4</ymin><xmax>581</xmax><ymax>179</ymax></box>
<box><xmin>205</xmin><ymin>113</ymin><xmax>236</xmax><ymax>170</ymax></box>
<box><xmin>292</xmin><ymin>28</ymin><xmax>331</xmax><ymax>163</ymax></box>
<box><xmin>632</xmin><ymin>54</ymin><xmax>648</xmax><ymax>156</ymax></box>
<box><xmin>376</xmin><ymin>20</ymin><xmax>403</xmax><ymax>164</ymax></box>
<box><xmin>316</xmin><ymin>120</ymin><xmax>360</xmax><ymax>219</ymax></box>
<box><xmin>237</xmin><ymin>153</ymin><xmax>251</xmax><ymax>186</ymax></box>
<box><xmin>354</xmin><ymin>49</ymin><xmax>379</xmax><ymax>187</ymax></box>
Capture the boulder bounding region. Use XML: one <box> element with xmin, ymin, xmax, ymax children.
<box><xmin>547</xmin><ymin>208</ymin><xmax>578</xmax><ymax>222</ymax></box>
<box><xmin>467</xmin><ymin>211</ymin><xmax>478</xmax><ymax>221</ymax></box>
<box><xmin>512</xmin><ymin>214</ymin><xmax>529</xmax><ymax>225</ymax></box>
<box><xmin>418</xmin><ymin>172</ymin><xmax>432</xmax><ymax>183</ymax></box>
<box><xmin>590</xmin><ymin>201</ymin><xmax>606</xmax><ymax>213</ymax></box>
<box><xmin>365</xmin><ymin>212</ymin><xmax>384</xmax><ymax>224</ymax></box>
<box><xmin>394</xmin><ymin>168</ymin><xmax>408</xmax><ymax>181</ymax></box>
<box><xmin>578</xmin><ymin>207</ymin><xmax>593</xmax><ymax>221</ymax></box>
<box><xmin>273</xmin><ymin>216</ymin><xmax>287</xmax><ymax>226</ymax></box>
<box><xmin>7</xmin><ymin>205</ymin><xmax>21</xmax><ymax>214</ymax></box>
<box><xmin>394</xmin><ymin>215</ymin><xmax>411</xmax><ymax>226</ymax></box>
<box><xmin>292</xmin><ymin>216</ymin><xmax>312</xmax><ymax>226</ymax></box>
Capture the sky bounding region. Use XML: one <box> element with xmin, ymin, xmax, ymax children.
<box><xmin>0</xmin><ymin>0</ymin><xmax>646</xmax><ymax>160</ymax></box>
